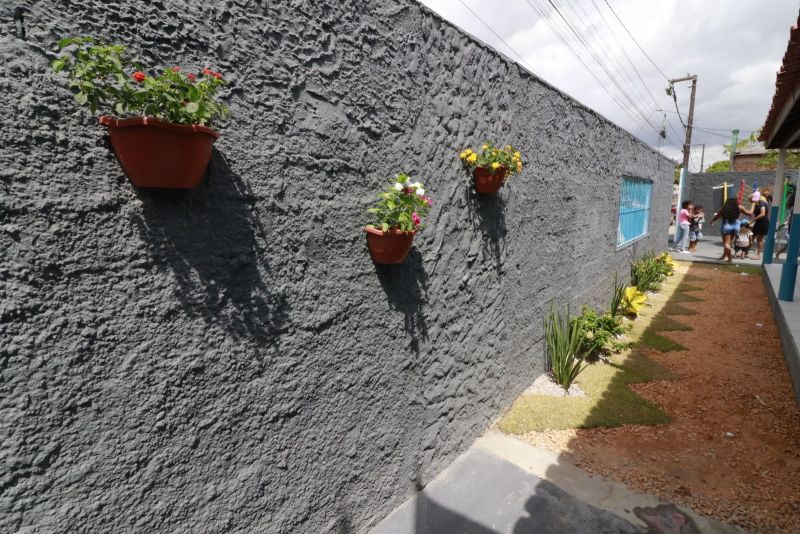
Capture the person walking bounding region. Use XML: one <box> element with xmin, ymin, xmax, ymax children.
<box><xmin>709</xmin><ymin>198</ymin><xmax>744</xmax><ymax>263</ymax></box>
<box><xmin>673</xmin><ymin>200</ymin><xmax>693</xmax><ymax>253</ymax></box>
<box><xmin>741</xmin><ymin>190</ymin><xmax>770</xmax><ymax>260</ymax></box>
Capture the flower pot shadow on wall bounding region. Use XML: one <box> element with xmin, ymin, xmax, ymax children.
<box><xmin>473</xmin><ymin>166</ymin><xmax>508</xmax><ymax>194</ymax></box>
<box><xmin>365</xmin><ymin>227</ymin><xmax>416</xmax><ymax>265</ymax></box>
<box><xmin>99</xmin><ymin>116</ymin><xmax>219</xmax><ymax>188</ymax></box>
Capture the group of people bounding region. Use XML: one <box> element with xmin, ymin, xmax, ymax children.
<box><xmin>673</xmin><ymin>202</ymin><xmax>705</xmax><ymax>253</ymax></box>
<box><xmin>673</xmin><ymin>190</ymin><xmax>772</xmax><ymax>263</ymax></box>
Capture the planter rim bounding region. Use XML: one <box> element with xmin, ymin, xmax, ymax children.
<box><xmin>474</xmin><ymin>165</ymin><xmax>509</xmax><ymax>174</ymax></box>
<box><xmin>99</xmin><ymin>115</ymin><xmax>219</xmax><ymax>139</ymax></box>
<box><xmin>364</xmin><ymin>226</ymin><xmax>417</xmax><ymax>236</ymax></box>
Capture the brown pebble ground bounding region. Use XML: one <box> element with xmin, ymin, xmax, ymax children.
<box><xmin>523</xmin><ymin>263</ymin><xmax>800</xmax><ymax>533</ymax></box>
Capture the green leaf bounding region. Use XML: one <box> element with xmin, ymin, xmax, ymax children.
<box><xmin>75</xmin><ymin>92</ymin><xmax>88</xmax><ymax>105</ymax></box>
<box><xmin>114</xmin><ymin>102</ymin><xmax>124</xmax><ymax>115</ymax></box>
<box><xmin>52</xmin><ymin>59</ymin><xmax>66</xmax><ymax>72</ymax></box>
<box><xmin>57</xmin><ymin>37</ymin><xmax>73</xmax><ymax>49</ymax></box>
<box><xmin>381</xmin><ymin>223</ymin><xmax>389</xmax><ymax>232</ymax></box>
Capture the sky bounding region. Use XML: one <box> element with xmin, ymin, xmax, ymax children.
<box><xmin>418</xmin><ymin>0</ymin><xmax>800</xmax><ymax>171</ymax></box>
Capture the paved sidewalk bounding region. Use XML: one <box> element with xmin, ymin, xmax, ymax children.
<box><xmin>370</xmin><ymin>432</ymin><xmax>742</xmax><ymax>534</ymax></box>
<box><xmin>669</xmin><ymin>227</ymin><xmax>762</xmax><ymax>266</ymax></box>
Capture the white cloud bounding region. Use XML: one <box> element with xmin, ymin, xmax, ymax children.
<box><xmin>418</xmin><ymin>0</ymin><xmax>800</xmax><ymax>165</ymax></box>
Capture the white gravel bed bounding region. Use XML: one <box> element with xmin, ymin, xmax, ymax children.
<box><xmin>523</xmin><ymin>373</ymin><xmax>586</xmax><ymax>398</ymax></box>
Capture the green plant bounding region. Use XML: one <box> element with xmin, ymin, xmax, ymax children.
<box><xmin>545</xmin><ymin>305</ymin><xmax>587</xmax><ymax>390</ymax></box>
<box><xmin>52</xmin><ymin>37</ymin><xmax>228</xmax><ymax>126</ymax></box>
<box><xmin>459</xmin><ymin>141</ymin><xmax>523</xmax><ymax>175</ymax></box>
<box><xmin>621</xmin><ymin>286</ymin><xmax>646</xmax><ymax>316</ymax></box>
<box><xmin>609</xmin><ymin>273</ymin><xmax>627</xmax><ymax>318</ymax></box>
<box><xmin>631</xmin><ymin>253</ymin><xmax>668</xmax><ymax>292</ymax></box>
<box><xmin>573</xmin><ymin>306</ymin><xmax>629</xmax><ymax>358</ymax></box>
<box><xmin>366</xmin><ymin>174</ymin><xmax>433</xmax><ymax>232</ymax></box>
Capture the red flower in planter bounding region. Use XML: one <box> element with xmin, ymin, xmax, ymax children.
<box><xmin>132</xmin><ymin>71</ymin><xmax>146</xmax><ymax>83</ymax></box>
<box><xmin>412</xmin><ymin>212</ymin><xmax>421</xmax><ymax>227</ymax></box>
<box><xmin>202</xmin><ymin>67</ymin><xmax>214</xmax><ymax>76</ymax></box>
<box><xmin>171</xmin><ymin>66</ymin><xmax>181</xmax><ymax>72</ymax></box>
<box><xmin>187</xmin><ymin>73</ymin><xmax>196</xmax><ymax>81</ymax></box>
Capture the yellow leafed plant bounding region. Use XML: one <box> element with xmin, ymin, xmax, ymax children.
<box><xmin>622</xmin><ymin>286</ymin><xmax>646</xmax><ymax>316</ymax></box>
<box><xmin>657</xmin><ymin>252</ymin><xmax>675</xmax><ymax>276</ymax></box>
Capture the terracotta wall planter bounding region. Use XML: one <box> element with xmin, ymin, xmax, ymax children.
<box><xmin>99</xmin><ymin>116</ymin><xmax>219</xmax><ymax>188</ymax></box>
<box><xmin>473</xmin><ymin>166</ymin><xmax>508</xmax><ymax>194</ymax></box>
<box><xmin>365</xmin><ymin>227</ymin><xmax>416</xmax><ymax>265</ymax></box>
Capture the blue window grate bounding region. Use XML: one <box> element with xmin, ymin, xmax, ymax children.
<box><xmin>617</xmin><ymin>177</ymin><xmax>652</xmax><ymax>246</ymax></box>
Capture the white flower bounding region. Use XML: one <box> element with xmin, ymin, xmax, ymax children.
<box><xmin>394</xmin><ymin>183</ymin><xmax>403</xmax><ymax>191</ymax></box>
<box><xmin>416</xmin><ymin>188</ymin><xmax>425</xmax><ymax>196</ymax></box>
<box><xmin>412</xmin><ymin>182</ymin><xmax>422</xmax><ymax>189</ymax></box>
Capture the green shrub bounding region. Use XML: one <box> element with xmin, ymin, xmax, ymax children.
<box><xmin>631</xmin><ymin>253</ymin><xmax>668</xmax><ymax>292</ymax></box>
<box><xmin>545</xmin><ymin>305</ymin><xmax>587</xmax><ymax>390</ymax></box>
<box><xmin>573</xmin><ymin>306</ymin><xmax>629</xmax><ymax>358</ymax></box>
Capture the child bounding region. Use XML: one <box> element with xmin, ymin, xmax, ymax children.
<box><xmin>674</xmin><ymin>200</ymin><xmax>693</xmax><ymax>253</ymax></box>
<box><xmin>734</xmin><ymin>222</ymin><xmax>752</xmax><ymax>259</ymax></box>
<box><xmin>688</xmin><ymin>205</ymin><xmax>705</xmax><ymax>252</ymax></box>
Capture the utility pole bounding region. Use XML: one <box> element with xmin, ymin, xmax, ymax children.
<box><xmin>700</xmin><ymin>143</ymin><xmax>705</xmax><ymax>172</ymax></box>
<box><xmin>667</xmin><ymin>74</ymin><xmax>697</xmax><ymax>223</ymax></box>
<box><xmin>729</xmin><ymin>129</ymin><xmax>740</xmax><ymax>171</ymax></box>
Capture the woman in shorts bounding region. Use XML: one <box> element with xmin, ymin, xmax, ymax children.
<box><xmin>741</xmin><ymin>191</ymin><xmax>770</xmax><ymax>260</ymax></box>
<box><xmin>709</xmin><ymin>198</ymin><xmax>745</xmax><ymax>263</ymax></box>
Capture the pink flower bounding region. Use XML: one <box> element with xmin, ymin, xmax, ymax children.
<box><xmin>213</xmin><ymin>72</ymin><xmax>222</xmax><ymax>79</ymax></box>
<box><xmin>412</xmin><ymin>212</ymin><xmax>421</xmax><ymax>226</ymax></box>
<box><xmin>171</xmin><ymin>66</ymin><xmax>181</xmax><ymax>72</ymax></box>
<box><xmin>202</xmin><ymin>67</ymin><xmax>214</xmax><ymax>76</ymax></box>
<box><xmin>187</xmin><ymin>73</ymin><xmax>197</xmax><ymax>81</ymax></box>
<box><xmin>132</xmin><ymin>71</ymin><xmax>146</xmax><ymax>83</ymax></box>
<box><xmin>422</xmin><ymin>195</ymin><xmax>432</xmax><ymax>207</ymax></box>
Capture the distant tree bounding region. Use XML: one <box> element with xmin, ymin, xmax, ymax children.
<box><xmin>722</xmin><ymin>131</ymin><xmax>758</xmax><ymax>156</ymax></box>
<box><xmin>674</xmin><ymin>164</ymin><xmax>682</xmax><ymax>184</ymax></box>
<box><xmin>758</xmin><ymin>149</ymin><xmax>800</xmax><ymax>168</ymax></box>
<box><xmin>706</xmin><ymin>160</ymin><xmax>731</xmax><ymax>173</ymax></box>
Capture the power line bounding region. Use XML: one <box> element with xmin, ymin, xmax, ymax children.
<box><xmin>563</xmin><ymin>0</ymin><xmax>661</xmax><ymax>112</ymax></box>
<box><xmin>521</xmin><ymin>0</ymin><xmax>648</xmax><ymax>131</ymax></box>
<box><xmin>601</xmin><ymin>0</ymin><xmax>669</xmax><ymax>81</ymax></box>
<box><xmin>454</xmin><ymin>0</ymin><xmax>545</xmax><ymax>79</ymax></box>
<box><xmin>586</xmin><ymin>0</ymin><xmax>662</xmax><ymax>110</ymax></box>
<box><xmin>525</xmin><ymin>0</ymin><xmax>662</xmax><ymax>137</ymax></box>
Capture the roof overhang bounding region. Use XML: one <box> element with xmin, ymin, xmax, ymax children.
<box><xmin>760</xmin><ymin>14</ymin><xmax>800</xmax><ymax>149</ymax></box>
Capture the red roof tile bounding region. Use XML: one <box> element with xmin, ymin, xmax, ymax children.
<box><xmin>760</xmin><ymin>12</ymin><xmax>800</xmax><ymax>144</ymax></box>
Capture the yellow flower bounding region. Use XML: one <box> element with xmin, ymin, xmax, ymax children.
<box><xmin>514</xmin><ymin>151</ymin><xmax>521</xmax><ymax>159</ymax></box>
<box><xmin>465</xmin><ymin>148</ymin><xmax>473</xmax><ymax>155</ymax></box>
<box><xmin>491</xmin><ymin>162</ymin><xmax>500</xmax><ymax>170</ymax></box>
<box><xmin>516</xmin><ymin>162</ymin><xmax>522</xmax><ymax>172</ymax></box>
<box><xmin>481</xmin><ymin>144</ymin><xmax>488</xmax><ymax>151</ymax></box>
<box><xmin>467</xmin><ymin>153</ymin><xmax>478</xmax><ymax>164</ymax></box>
<box><xmin>505</xmin><ymin>145</ymin><xmax>512</xmax><ymax>151</ymax></box>
<box><xmin>459</xmin><ymin>151</ymin><xmax>467</xmax><ymax>160</ymax></box>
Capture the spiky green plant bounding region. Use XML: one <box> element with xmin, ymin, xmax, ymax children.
<box><xmin>609</xmin><ymin>272</ymin><xmax>627</xmax><ymax>318</ymax></box>
<box><xmin>545</xmin><ymin>305</ymin><xmax>588</xmax><ymax>390</ymax></box>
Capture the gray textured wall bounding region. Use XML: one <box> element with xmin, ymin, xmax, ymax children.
<box><xmin>0</xmin><ymin>1</ymin><xmax>672</xmax><ymax>532</ymax></box>
<box><xmin>685</xmin><ymin>170</ymin><xmax>799</xmax><ymax>215</ymax></box>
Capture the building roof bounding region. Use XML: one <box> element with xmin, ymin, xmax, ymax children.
<box><xmin>758</xmin><ymin>16</ymin><xmax>800</xmax><ymax>148</ymax></box>
<box><xmin>760</xmin><ymin>12</ymin><xmax>800</xmax><ymax>148</ymax></box>
<box><xmin>734</xmin><ymin>142</ymin><xmax>767</xmax><ymax>157</ymax></box>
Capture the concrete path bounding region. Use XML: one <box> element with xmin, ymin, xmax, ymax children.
<box><xmin>370</xmin><ymin>432</ymin><xmax>743</xmax><ymax>534</ymax></box>
<box><xmin>669</xmin><ymin>227</ymin><xmax>762</xmax><ymax>266</ymax></box>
